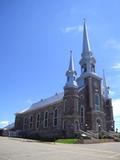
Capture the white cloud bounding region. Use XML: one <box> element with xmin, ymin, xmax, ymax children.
<box><xmin>109</xmin><ymin>90</ymin><xmax>115</xmax><ymax>96</ymax></box>
<box><xmin>63</xmin><ymin>25</ymin><xmax>83</xmax><ymax>33</ymax></box>
<box><xmin>112</xmin><ymin>63</ymin><xmax>120</xmax><ymax>69</ymax></box>
<box><xmin>112</xmin><ymin>99</ymin><xmax>120</xmax><ymax>130</ymax></box>
<box><xmin>25</xmin><ymin>99</ymin><xmax>33</xmax><ymax>105</ymax></box>
<box><xmin>105</xmin><ymin>38</ymin><xmax>120</xmax><ymax>51</ymax></box>
<box><xmin>0</xmin><ymin>121</ymin><xmax>9</xmax><ymax>127</ymax></box>
<box><xmin>112</xmin><ymin>99</ymin><xmax>120</xmax><ymax>116</ymax></box>
<box><xmin>115</xmin><ymin>116</ymin><xmax>120</xmax><ymax>131</ymax></box>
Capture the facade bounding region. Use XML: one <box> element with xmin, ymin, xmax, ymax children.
<box><xmin>15</xmin><ymin>21</ymin><xmax>114</xmax><ymax>139</ymax></box>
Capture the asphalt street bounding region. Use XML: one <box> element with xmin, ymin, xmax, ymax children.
<box><xmin>0</xmin><ymin>137</ymin><xmax>120</xmax><ymax>160</ymax></box>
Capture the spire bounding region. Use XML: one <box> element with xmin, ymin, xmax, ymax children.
<box><xmin>69</xmin><ymin>50</ymin><xmax>75</xmax><ymax>71</ymax></box>
<box><xmin>79</xmin><ymin>19</ymin><xmax>96</xmax><ymax>77</ymax></box>
<box><xmin>65</xmin><ymin>50</ymin><xmax>78</xmax><ymax>88</ymax></box>
<box><xmin>103</xmin><ymin>70</ymin><xmax>109</xmax><ymax>99</ymax></box>
<box><xmin>82</xmin><ymin>19</ymin><xmax>91</xmax><ymax>55</ymax></box>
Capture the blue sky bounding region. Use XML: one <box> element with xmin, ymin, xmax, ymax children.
<box><xmin>0</xmin><ymin>0</ymin><xmax>120</xmax><ymax>130</ymax></box>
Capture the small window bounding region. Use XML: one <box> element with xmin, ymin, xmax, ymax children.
<box><xmin>80</xmin><ymin>105</ymin><xmax>85</xmax><ymax>126</ymax></box>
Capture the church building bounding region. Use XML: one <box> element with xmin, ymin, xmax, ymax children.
<box><xmin>15</xmin><ymin>21</ymin><xmax>114</xmax><ymax>139</ymax></box>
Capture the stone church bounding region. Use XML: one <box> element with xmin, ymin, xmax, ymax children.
<box><xmin>15</xmin><ymin>21</ymin><xmax>114</xmax><ymax>139</ymax></box>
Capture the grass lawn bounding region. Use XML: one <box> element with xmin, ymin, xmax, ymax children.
<box><xmin>55</xmin><ymin>138</ymin><xmax>78</xmax><ymax>144</ymax></box>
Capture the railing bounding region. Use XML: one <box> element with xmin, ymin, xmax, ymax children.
<box><xmin>86</xmin><ymin>130</ymin><xmax>99</xmax><ymax>139</ymax></box>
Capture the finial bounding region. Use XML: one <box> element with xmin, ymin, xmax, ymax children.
<box><xmin>70</xmin><ymin>50</ymin><xmax>72</xmax><ymax>54</ymax></box>
<box><xmin>103</xmin><ymin>69</ymin><xmax>105</xmax><ymax>74</ymax></box>
<box><xmin>83</xmin><ymin>18</ymin><xmax>86</xmax><ymax>23</ymax></box>
<box><xmin>69</xmin><ymin>50</ymin><xmax>74</xmax><ymax>71</ymax></box>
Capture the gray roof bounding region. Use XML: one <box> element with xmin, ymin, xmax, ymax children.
<box><xmin>18</xmin><ymin>92</ymin><xmax>64</xmax><ymax>114</ymax></box>
<box><xmin>17</xmin><ymin>86</ymin><xmax>86</xmax><ymax>114</ymax></box>
<box><xmin>4</xmin><ymin>123</ymin><xmax>14</xmax><ymax>130</ymax></box>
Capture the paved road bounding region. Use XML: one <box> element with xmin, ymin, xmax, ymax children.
<box><xmin>0</xmin><ymin>137</ymin><xmax>120</xmax><ymax>160</ymax></box>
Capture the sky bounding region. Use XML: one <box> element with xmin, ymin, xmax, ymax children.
<box><xmin>0</xmin><ymin>0</ymin><xmax>120</xmax><ymax>130</ymax></box>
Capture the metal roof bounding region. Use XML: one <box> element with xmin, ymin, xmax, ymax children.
<box><xmin>18</xmin><ymin>92</ymin><xmax>64</xmax><ymax>114</ymax></box>
<box><xmin>16</xmin><ymin>86</ymin><xmax>85</xmax><ymax>114</ymax></box>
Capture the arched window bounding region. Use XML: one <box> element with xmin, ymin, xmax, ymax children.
<box><xmin>95</xmin><ymin>93</ymin><xmax>100</xmax><ymax>110</ymax></box>
<box><xmin>74</xmin><ymin>121</ymin><xmax>79</xmax><ymax>131</ymax></box>
<box><xmin>91</xmin><ymin>64</ymin><xmax>95</xmax><ymax>72</ymax></box>
<box><xmin>36</xmin><ymin>114</ymin><xmax>40</xmax><ymax>129</ymax></box>
<box><xmin>44</xmin><ymin>111</ymin><xmax>48</xmax><ymax>128</ymax></box>
<box><xmin>23</xmin><ymin>116</ymin><xmax>27</xmax><ymax>130</ymax></box>
<box><xmin>29</xmin><ymin>115</ymin><xmax>33</xmax><ymax>129</ymax></box>
<box><xmin>64</xmin><ymin>99</ymin><xmax>67</xmax><ymax>112</ymax></box>
<box><xmin>53</xmin><ymin>109</ymin><xmax>58</xmax><ymax>127</ymax></box>
<box><xmin>81</xmin><ymin>64</ymin><xmax>87</xmax><ymax>73</ymax></box>
<box><xmin>62</xmin><ymin>120</ymin><xmax>65</xmax><ymax>130</ymax></box>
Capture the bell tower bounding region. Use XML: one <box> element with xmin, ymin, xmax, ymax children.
<box><xmin>80</xmin><ymin>19</ymin><xmax>96</xmax><ymax>75</ymax></box>
<box><xmin>63</xmin><ymin>51</ymin><xmax>79</xmax><ymax>137</ymax></box>
<box><xmin>102</xmin><ymin>70</ymin><xmax>114</xmax><ymax>131</ymax></box>
<box><xmin>77</xmin><ymin>20</ymin><xmax>106</xmax><ymax>132</ymax></box>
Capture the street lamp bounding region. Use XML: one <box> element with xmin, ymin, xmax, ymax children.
<box><xmin>85</xmin><ymin>124</ymin><xmax>88</xmax><ymax>131</ymax></box>
<box><xmin>98</xmin><ymin>124</ymin><xmax>101</xmax><ymax>131</ymax></box>
<box><xmin>111</xmin><ymin>125</ymin><xmax>114</xmax><ymax>131</ymax></box>
<box><xmin>98</xmin><ymin>124</ymin><xmax>101</xmax><ymax>139</ymax></box>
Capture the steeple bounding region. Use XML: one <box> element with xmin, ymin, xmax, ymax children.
<box><xmin>65</xmin><ymin>50</ymin><xmax>78</xmax><ymax>88</ymax></box>
<box><xmin>82</xmin><ymin>19</ymin><xmax>91</xmax><ymax>55</ymax></box>
<box><xmin>69</xmin><ymin>50</ymin><xmax>75</xmax><ymax>71</ymax></box>
<box><xmin>80</xmin><ymin>20</ymin><xmax>96</xmax><ymax>75</ymax></box>
<box><xmin>103</xmin><ymin>70</ymin><xmax>109</xmax><ymax>99</ymax></box>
